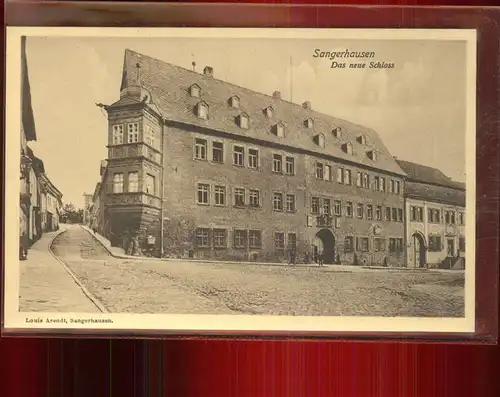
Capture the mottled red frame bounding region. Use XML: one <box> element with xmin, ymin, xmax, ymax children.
<box><xmin>2</xmin><ymin>2</ymin><xmax>498</xmax><ymax>343</ymax></box>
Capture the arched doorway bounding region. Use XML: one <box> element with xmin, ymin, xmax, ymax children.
<box><xmin>412</xmin><ymin>232</ymin><xmax>426</xmax><ymax>268</ymax></box>
<box><xmin>313</xmin><ymin>229</ymin><xmax>336</xmax><ymax>264</ymax></box>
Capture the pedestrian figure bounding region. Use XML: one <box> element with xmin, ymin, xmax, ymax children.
<box><xmin>288</xmin><ymin>250</ymin><xmax>297</xmax><ymax>266</ymax></box>
<box><xmin>318</xmin><ymin>251</ymin><xmax>324</xmax><ymax>267</ymax></box>
<box><xmin>19</xmin><ymin>231</ymin><xmax>29</xmax><ymax>260</ymax></box>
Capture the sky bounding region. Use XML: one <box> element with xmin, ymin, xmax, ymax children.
<box><xmin>24</xmin><ymin>35</ymin><xmax>468</xmax><ymax>208</ymax></box>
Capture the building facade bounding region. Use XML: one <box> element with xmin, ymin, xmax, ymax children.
<box><xmin>397</xmin><ymin>160</ymin><xmax>466</xmax><ymax>269</ymax></box>
<box><xmin>93</xmin><ymin>49</ymin><xmax>409</xmax><ymax>265</ymax></box>
<box><xmin>83</xmin><ymin>193</ymin><xmax>93</xmax><ymax>224</ymax></box>
<box><xmin>39</xmin><ymin>173</ymin><xmax>63</xmax><ymax>232</ymax></box>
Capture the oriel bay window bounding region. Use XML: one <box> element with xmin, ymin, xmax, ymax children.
<box><xmin>145</xmin><ymin>174</ymin><xmax>156</xmax><ymax>195</ymax></box>
<box><xmin>234</xmin><ymin>230</ymin><xmax>247</xmax><ymax>248</ymax></box>
<box><xmin>127</xmin><ymin>122</ymin><xmax>139</xmax><ymax>143</ymax></box>
<box><xmin>196</xmin><ymin>228</ymin><xmax>210</xmax><ymax>248</ymax></box>
<box><xmin>145</xmin><ymin>125</ymin><xmax>155</xmax><ymax>148</ymax></box>
<box><xmin>112</xmin><ymin>173</ymin><xmax>124</xmax><ymax>193</ymax></box>
<box><xmin>127</xmin><ymin>172</ymin><xmax>139</xmax><ymax>192</ymax></box>
<box><xmin>112</xmin><ymin>124</ymin><xmax>124</xmax><ymax>144</ymax></box>
<box><xmin>249</xmin><ymin>230</ymin><xmax>262</xmax><ymax>248</ymax></box>
<box><xmin>197</xmin><ymin>183</ymin><xmax>209</xmax><ymax>205</ymax></box>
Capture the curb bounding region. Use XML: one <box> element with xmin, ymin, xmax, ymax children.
<box><xmin>48</xmin><ymin>228</ymin><xmax>109</xmax><ymax>313</ymax></box>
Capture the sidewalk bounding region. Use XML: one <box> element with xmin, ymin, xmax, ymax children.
<box><xmin>19</xmin><ymin>229</ymin><xmax>102</xmax><ymax>313</ymax></box>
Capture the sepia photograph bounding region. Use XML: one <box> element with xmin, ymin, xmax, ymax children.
<box><xmin>3</xmin><ymin>27</ymin><xmax>476</xmax><ymax>334</ymax></box>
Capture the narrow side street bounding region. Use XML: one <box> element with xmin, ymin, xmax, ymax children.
<box><xmin>19</xmin><ymin>226</ymin><xmax>101</xmax><ymax>313</ymax></box>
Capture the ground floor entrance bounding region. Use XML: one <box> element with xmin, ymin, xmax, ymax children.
<box><xmin>313</xmin><ymin>229</ymin><xmax>336</xmax><ymax>264</ymax></box>
<box><xmin>412</xmin><ymin>232</ymin><xmax>426</xmax><ymax>268</ymax></box>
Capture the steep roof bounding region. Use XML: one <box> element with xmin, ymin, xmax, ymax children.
<box><xmin>21</xmin><ymin>36</ymin><xmax>36</xmax><ymax>142</ymax></box>
<box><xmin>115</xmin><ymin>49</ymin><xmax>406</xmax><ymax>176</ymax></box>
<box><xmin>406</xmin><ymin>181</ymin><xmax>465</xmax><ymax>207</ymax></box>
<box><xmin>396</xmin><ymin>159</ymin><xmax>465</xmax><ymax>190</ymax></box>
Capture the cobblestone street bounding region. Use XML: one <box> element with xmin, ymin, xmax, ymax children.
<box><xmin>47</xmin><ymin>225</ymin><xmax>465</xmax><ymax>317</ymax></box>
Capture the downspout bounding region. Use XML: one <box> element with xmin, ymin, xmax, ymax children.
<box><xmin>160</xmin><ymin>118</ymin><xmax>166</xmax><ymax>257</ymax></box>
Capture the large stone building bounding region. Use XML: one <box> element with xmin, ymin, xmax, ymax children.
<box><xmin>397</xmin><ymin>160</ymin><xmax>466</xmax><ymax>269</ymax></box>
<box><xmin>93</xmin><ymin>49</ymin><xmax>410</xmax><ymax>265</ymax></box>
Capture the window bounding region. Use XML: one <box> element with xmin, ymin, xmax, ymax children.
<box><xmin>128</xmin><ymin>172</ymin><xmax>139</xmax><ymax>192</ymax></box>
<box><xmin>367</xmin><ymin>205</ymin><xmax>373</xmax><ymax>220</ymax></box>
<box><xmin>275</xmin><ymin>123</ymin><xmax>285</xmax><ymax>137</ymax></box>
<box><xmin>344</xmin><ymin>236</ymin><xmax>354</xmax><ymax>252</ymax></box>
<box><xmin>239</xmin><ymin>113</ymin><xmax>249</xmax><ymax>129</ymax></box>
<box><xmin>459</xmin><ymin>236</ymin><xmax>465</xmax><ymax>252</ymax></box>
<box><xmin>376</xmin><ymin>206</ymin><xmax>382</xmax><ymax>221</ymax></box>
<box><xmin>389</xmin><ymin>180</ymin><xmax>395</xmax><ymax>193</ymax></box>
<box><xmin>311</xmin><ymin>197</ymin><xmax>320</xmax><ymax>214</ymax></box>
<box><xmin>197</xmin><ymin>184</ymin><xmax>209</xmax><ymax>205</ymax></box>
<box><xmin>212</xmin><ymin>142</ymin><xmax>224</xmax><ymax>163</ymax></box>
<box><xmin>395</xmin><ymin>181</ymin><xmax>401</xmax><ymax>194</ymax></box>
<box><xmin>274</xmin><ymin>232</ymin><xmax>285</xmax><ymax>250</ymax></box>
<box><xmin>397</xmin><ymin>208</ymin><xmax>403</xmax><ymax>222</ymax></box>
<box><xmin>356</xmin><ymin>203</ymin><xmax>364</xmax><ymax>219</ymax></box>
<box><xmin>356</xmin><ymin>237</ymin><xmax>369</xmax><ymax>252</ymax></box>
<box><xmin>286</xmin><ymin>194</ymin><xmax>296</xmax><ymax>212</ymax></box>
<box><xmin>273</xmin><ymin>154</ymin><xmax>283</xmax><ymax>173</ymax></box>
<box><xmin>112</xmin><ymin>173</ymin><xmax>124</xmax><ymax>193</ymax></box>
<box><xmin>197</xmin><ymin>102</ymin><xmax>209</xmax><ymax>119</ymax></box>
<box><xmin>323</xmin><ymin>198</ymin><xmax>331</xmax><ymax>215</ymax></box>
<box><xmin>249</xmin><ymin>189</ymin><xmax>260</xmax><ymax>207</ymax></box>
<box><xmin>248</xmin><ymin>149</ymin><xmax>259</xmax><ymax>169</ymax></box>
<box><xmin>233</xmin><ymin>146</ymin><xmax>244</xmax><ymax>166</ymax></box>
<box><xmin>445</xmin><ymin>211</ymin><xmax>456</xmax><ymax>225</ymax></box>
<box><xmin>344</xmin><ymin>169</ymin><xmax>352</xmax><ymax>185</ymax></box>
<box><xmin>336</xmin><ymin>168</ymin><xmax>344</xmax><ymax>183</ymax></box>
<box><xmin>368</xmin><ymin>150</ymin><xmax>377</xmax><ymax>161</ymax></box>
<box><xmin>428</xmin><ymin>235</ymin><xmax>442</xmax><ymax>252</ymax></box>
<box><xmin>265</xmin><ymin>106</ymin><xmax>274</xmax><ymax>118</ymax></box>
<box><xmin>196</xmin><ymin>228</ymin><xmax>210</xmax><ymax>247</ymax></box>
<box><xmin>112</xmin><ymin>124</ymin><xmax>124</xmax><ymax>144</ymax></box>
<box><xmin>428</xmin><ymin>208</ymin><xmax>441</xmax><ymax>223</ymax></box>
<box><xmin>213</xmin><ymin>229</ymin><xmax>227</xmax><ymax>248</ymax></box>
<box><xmin>285</xmin><ymin>157</ymin><xmax>295</xmax><ymax>175</ymax></box>
<box><xmin>391</xmin><ymin>208</ymin><xmax>398</xmax><ymax>222</ymax></box>
<box><xmin>324</xmin><ymin>165</ymin><xmax>332</xmax><ymax>181</ymax></box>
<box><xmin>273</xmin><ymin>192</ymin><xmax>283</xmax><ymax>211</ymax></box>
<box><xmin>234</xmin><ymin>230</ymin><xmax>247</xmax><ymax>248</ymax></box>
<box><xmin>380</xmin><ymin>177</ymin><xmax>386</xmax><ymax>192</ymax></box>
<box><xmin>145</xmin><ymin>174</ymin><xmax>156</xmax><ymax>195</ymax></box>
<box><xmin>230</xmin><ymin>95</ymin><xmax>240</xmax><ymax>108</ymax></box>
<box><xmin>249</xmin><ymin>230</ymin><xmax>262</xmax><ymax>248</ymax></box>
<box><xmin>145</xmin><ymin>125</ymin><xmax>155</xmax><ymax>148</ymax></box>
<box><xmin>458</xmin><ymin>212</ymin><xmax>465</xmax><ymax>225</ymax></box>
<box><xmin>305</xmin><ymin>118</ymin><xmax>314</xmax><ymax>128</ymax></box>
<box><xmin>195</xmin><ymin>138</ymin><xmax>207</xmax><ymax>160</ymax></box>
<box><xmin>389</xmin><ymin>238</ymin><xmax>404</xmax><ymax>254</ymax></box>
<box><xmin>288</xmin><ymin>233</ymin><xmax>297</xmax><ymax>250</ymax></box>
<box><xmin>410</xmin><ymin>206</ymin><xmax>424</xmax><ymax>222</ymax></box>
<box><xmin>358</xmin><ymin>135</ymin><xmax>367</xmax><ymax>145</ymax></box>
<box><xmin>334</xmin><ymin>200</ymin><xmax>342</xmax><ymax>216</ymax></box>
<box><xmin>346</xmin><ymin>201</ymin><xmax>353</xmax><ymax>218</ymax></box>
<box><xmin>214</xmin><ymin>186</ymin><xmax>226</xmax><ymax>206</ymax></box>
<box><xmin>190</xmin><ymin>84</ymin><xmax>200</xmax><ymax>97</ymax></box>
<box><xmin>235</xmin><ymin>188</ymin><xmax>245</xmax><ymax>206</ymax></box>
<box><xmin>362</xmin><ymin>173</ymin><xmax>370</xmax><ymax>188</ymax></box>
<box><xmin>343</xmin><ymin>143</ymin><xmax>353</xmax><ymax>155</ymax></box>
<box><xmin>374</xmin><ymin>238</ymin><xmax>385</xmax><ymax>252</ymax></box>
<box><xmin>127</xmin><ymin>123</ymin><xmax>139</xmax><ymax>143</ymax></box>
<box><xmin>374</xmin><ymin>176</ymin><xmax>380</xmax><ymax>191</ymax></box>
<box><xmin>385</xmin><ymin>207</ymin><xmax>391</xmax><ymax>221</ymax></box>
<box><xmin>356</xmin><ymin>172</ymin><xmax>362</xmax><ymax>187</ymax></box>
<box><xmin>332</xmin><ymin>127</ymin><xmax>342</xmax><ymax>138</ymax></box>
<box><xmin>316</xmin><ymin>163</ymin><xmax>324</xmax><ymax>179</ymax></box>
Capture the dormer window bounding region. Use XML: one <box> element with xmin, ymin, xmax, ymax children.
<box><xmin>342</xmin><ymin>142</ymin><xmax>353</xmax><ymax>155</ymax></box>
<box><xmin>357</xmin><ymin>135</ymin><xmax>367</xmax><ymax>145</ymax></box>
<box><xmin>332</xmin><ymin>127</ymin><xmax>342</xmax><ymax>138</ymax></box>
<box><xmin>238</xmin><ymin>113</ymin><xmax>249</xmax><ymax>129</ymax></box>
<box><xmin>196</xmin><ymin>101</ymin><xmax>209</xmax><ymax>119</ymax></box>
<box><xmin>229</xmin><ymin>95</ymin><xmax>240</xmax><ymax>108</ymax></box>
<box><xmin>264</xmin><ymin>106</ymin><xmax>274</xmax><ymax>118</ymax></box>
<box><xmin>189</xmin><ymin>84</ymin><xmax>201</xmax><ymax>98</ymax></box>
<box><xmin>273</xmin><ymin>122</ymin><xmax>286</xmax><ymax>138</ymax></box>
<box><xmin>367</xmin><ymin>150</ymin><xmax>378</xmax><ymax>161</ymax></box>
<box><xmin>304</xmin><ymin>118</ymin><xmax>314</xmax><ymax>128</ymax></box>
<box><xmin>314</xmin><ymin>133</ymin><xmax>326</xmax><ymax>148</ymax></box>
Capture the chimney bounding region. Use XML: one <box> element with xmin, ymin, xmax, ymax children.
<box><xmin>203</xmin><ymin>66</ymin><xmax>213</xmax><ymax>77</ymax></box>
<box><xmin>273</xmin><ymin>90</ymin><xmax>281</xmax><ymax>99</ymax></box>
<box><xmin>302</xmin><ymin>101</ymin><xmax>312</xmax><ymax>110</ymax></box>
